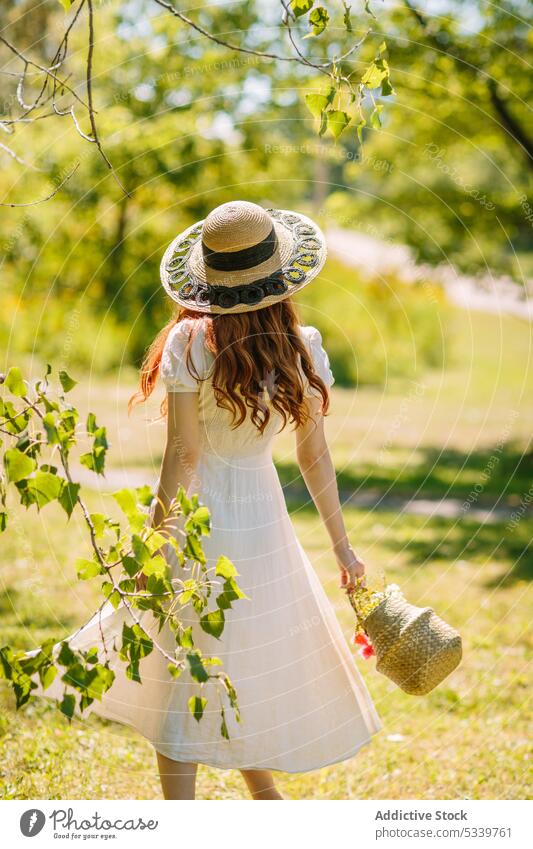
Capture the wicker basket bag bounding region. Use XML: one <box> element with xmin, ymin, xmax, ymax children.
<box><xmin>347</xmin><ymin>580</ymin><xmax>462</xmax><ymax>696</ymax></box>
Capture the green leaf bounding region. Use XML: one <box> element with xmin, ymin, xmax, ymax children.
<box><xmin>188</xmin><ymin>695</ymin><xmax>207</xmax><ymax>722</ymax></box>
<box><xmin>216</xmin><ymin>577</ymin><xmax>247</xmax><ymax>611</ymax></box>
<box><xmin>4</xmin><ymin>367</ymin><xmax>26</xmax><ymax>397</ymax></box>
<box><xmin>132</xmin><ymin>534</ymin><xmax>150</xmax><ymax>564</ymax></box>
<box><xmin>145</xmin><ymin>530</ymin><xmax>168</xmax><ymax>554</ymax></box>
<box><xmin>220</xmin><ymin>707</ymin><xmax>229</xmax><ymax>740</ymax></box>
<box><xmin>361</xmin><ymin>65</ymin><xmax>383</xmax><ymax>90</ymax></box>
<box><xmin>370</xmin><ymin>103</ymin><xmax>384</xmax><ymax>128</ymax></box>
<box><xmin>89</xmin><ymin>512</ymin><xmax>106</xmax><ymax>539</ymax></box>
<box><xmin>175</xmin><ymin>486</ymin><xmax>192</xmax><ymax>515</ymax></box>
<box><xmin>4</xmin><ymin>447</ymin><xmax>36</xmax><ymax>483</ymax></box>
<box><xmin>185</xmin><ymin>505</ymin><xmax>211</xmax><ymax>536</ymax></box>
<box><xmin>0</xmin><ymin>399</ymin><xmax>29</xmax><ymax>434</ymax></box>
<box><xmin>136</xmin><ymin>485</ymin><xmax>154</xmax><ymax>507</ymax></box>
<box><xmin>142</xmin><ymin>553</ymin><xmax>169</xmax><ymax>580</ymax></box>
<box><xmin>80</xmin><ymin>417</ymin><xmax>108</xmax><ymax>475</ymax></box>
<box><xmin>361</xmin><ymin>43</ymin><xmax>393</xmax><ymax>93</ymax></box>
<box><xmin>381</xmin><ymin>76</ymin><xmax>394</xmax><ymax>97</ymax></box>
<box><xmin>42</xmin><ymin>412</ymin><xmax>60</xmax><ymax>445</ymax></box>
<box><xmin>0</xmin><ymin>646</ymin><xmax>14</xmax><ymax>679</ymax></box>
<box><xmin>222</xmin><ymin>674</ymin><xmax>240</xmax><ymax>718</ymax></box>
<box><xmin>186</xmin><ymin>652</ymin><xmax>209</xmax><ymax>683</ymax></box>
<box><xmin>76</xmin><ymin>558</ymin><xmax>103</xmax><ymax>580</ymax></box>
<box><xmin>57</xmin><ymin>641</ymin><xmax>76</xmax><ymax>667</ymax></box>
<box><xmin>27</xmin><ymin>470</ymin><xmax>62</xmax><ymax>508</ymax></box>
<box><xmin>13</xmin><ymin>671</ymin><xmax>35</xmax><ymax>708</ymax></box>
<box><xmin>59</xmin><ymin>692</ymin><xmax>76</xmax><ymax>719</ymax></box>
<box><xmin>123</xmin><ymin>623</ymin><xmax>153</xmax><ymax>658</ymax></box>
<box><xmin>327</xmin><ymin>109</ymin><xmax>352</xmax><ymax>139</ymax></box>
<box><xmin>290</xmin><ymin>0</ymin><xmax>314</xmax><ymax>17</ymax></box>
<box><xmin>215</xmin><ymin>555</ymin><xmax>238</xmax><ymax>580</ymax></box>
<box><xmin>105</xmin><ymin>587</ymin><xmax>122</xmax><ymax>609</ymax></box>
<box><xmin>304</xmin><ymin>6</ymin><xmax>329</xmax><ymax>37</ymax></box>
<box><xmin>113</xmin><ymin>488</ymin><xmax>146</xmax><ymax>534</ymax></box>
<box><xmin>79</xmin><ymin>694</ymin><xmax>94</xmax><ymax>712</ymax></box>
<box><xmin>178</xmin><ymin>626</ymin><xmax>194</xmax><ymax>649</ymax></box>
<box><xmin>59</xmin><ymin>370</ymin><xmax>77</xmax><ymax>393</ymax></box>
<box><xmin>305</xmin><ymin>93</ymin><xmax>330</xmax><ymax>118</ymax></box>
<box><xmin>84</xmin><ymin>647</ymin><xmax>99</xmax><ymax>664</ymax></box>
<box><xmin>184</xmin><ymin>532</ymin><xmax>206</xmax><ymax>564</ymax></box>
<box><xmin>200</xmin><ymin>608</ymin><xmax>225</xmax><ymax>640</ymax></box>
<box><xmin>39</xmin><ymin>664</ymin><xmax>57</xmax><ymax>690</ymax></box>
<box><xmin>167</xmin><ymin>663</ymin><xmax>182</xmax><ymax>679</ymax></box>
<box><xmin>121</xmin><ymin>555</ymin><xmax>141</xmax><ymax>578</ymax></box>
<box><xmin>87</xmin><ymin>664</ymin><xmax>115</xmax><ymax>699</ymax></box>
<box><xmin>58</xmin><ymin>0</ymin><xmax>73</xmax><ymax>9</ymax></box>
<box><xmin>86</xmin><ymin>412</ymin><xmax>97</xmax><ymax>434</ymax></box>
<box><xmin>79</xmin><ymin>444</ymin><xmax>107</xmax><ymax>475</ymax></box>
<box><xmin>58</xmin><ymin>481</ymin><xmax>80</xmax><ymax>518</ymax></box>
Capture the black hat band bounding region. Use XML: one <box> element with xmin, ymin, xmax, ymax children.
<box><xmin>202</xmin><ymin>226</ymin><xmax>278</xmax><ymax>271</ymax></box>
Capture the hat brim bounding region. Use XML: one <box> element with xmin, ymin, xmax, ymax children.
<box><xmin>160</xmin><ymin>208</ymin><xmax>327</xmax><ymax>315</ymax></box>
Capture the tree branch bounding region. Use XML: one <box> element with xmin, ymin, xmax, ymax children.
<box><xmin>401</xmin><ymin>0</ymin><xmax>533</xmax><ymax>168</ymax></box>
<box><xmin>0</xmin><ymin>35</ymin><xmax>90</xmax><ymax>111</ymax></box>
<box><xmin>487</xmin><ymin>77</ymin><xmax>533</xmax><ymax>162</ymax></box>
<box><xmin>151</xmin><ymin>0</ymin><xmax>351</xmax><ymax>72</ymax></box>
<box><xmin>86</xmin><ymin>0</ymin><xmax>130</xmax><ymax>195</ymax></box>
<box><xmin>0</xmin><ymin>163</ymin><xmax>79</xmax><ymax>207</ymax></box>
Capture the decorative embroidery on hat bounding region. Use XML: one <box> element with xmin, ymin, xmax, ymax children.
<box><xmin>164</xmin><ymin>208</ymin><xmax>323</xmax><ymax>310</ymax></box>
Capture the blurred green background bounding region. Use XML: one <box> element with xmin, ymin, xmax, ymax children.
<box><xmin>0</xmin><ymin>0</ymin><xmax>531</xmax><ymax>799</ymax></box>
<box><xmin>1</xmin><ymin>0</ymin><xmax>531</xmax><ymax>376</ymax></box>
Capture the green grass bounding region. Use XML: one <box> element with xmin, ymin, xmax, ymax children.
<box><xmin>0</xmin><ymin>306</ymin><xmax>531</xmax><ymax>799</ymax></box>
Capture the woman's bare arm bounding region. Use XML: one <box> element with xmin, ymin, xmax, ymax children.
<box><xmin>137</xmin><ymin>392</ymin><xmax>200</xmax><ymax>589</ymax></box>
<box><xmin>151</xmin><ymin>391</ymin><xmax>201</xmax><ymax>527</ymax></box>
<box><xmin>295</xmin><ymin>395</ymin><xmax>365</xmax><ymax>588</ymax></box>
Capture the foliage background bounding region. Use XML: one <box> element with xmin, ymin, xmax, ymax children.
<box><xmin>0</xmin><ymin>0</ymin><xmax>531</xmax><ymax>800</ymax></box>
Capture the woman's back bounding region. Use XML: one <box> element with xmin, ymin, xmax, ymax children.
<box><xmin>160</xmin><ymin>318</ymin><xmax>335</xmax><ymax>460</ymax></box>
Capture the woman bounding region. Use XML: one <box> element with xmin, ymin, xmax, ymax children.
<box><xmin>137</xmin><ymin>200</ymin><xmax>382</xmax><ymax>798</ymax></box>
<box><xmin>39</xmin><ymin>201</ymin><xmax>382</xmax><ymax>799</ymax></box>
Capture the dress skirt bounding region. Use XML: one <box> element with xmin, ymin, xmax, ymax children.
<box><xmin>35</xmin><ymin>449</ymin><xmax>382</xmax><ymax>773</ymax></box>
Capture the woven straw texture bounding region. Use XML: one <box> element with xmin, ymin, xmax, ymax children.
<box><xmin>358</xmin><ymin>590</ymin><xmax>462</xmax><ymax>696</ymax></box>
<box><xmin>160</xmin><ymin>201</ymin><xmax>327</xmax><ymax>315</ymax></box>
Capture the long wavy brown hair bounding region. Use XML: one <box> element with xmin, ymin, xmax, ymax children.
<box><xmin>129</xmin><ymin>299</ymin><xmax>330</xmax><ymax>433</ymax></box>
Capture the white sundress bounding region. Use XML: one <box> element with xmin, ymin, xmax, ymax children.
<box><xmin>38</xmin><ymin>321</ymin><xmax>382</xmax><ymax>773</ymax></box>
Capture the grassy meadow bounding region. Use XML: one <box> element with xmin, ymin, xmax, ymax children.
<box><xmin>0</xmin><ymin>304</ymin><xmax>531</xmax><ymax>800</ymax></box>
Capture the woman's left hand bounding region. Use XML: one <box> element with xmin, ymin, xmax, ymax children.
<box><xmin>335</xmin><ymin>544</ymin><xmax>366</xmax><ymax>590</ymax></box>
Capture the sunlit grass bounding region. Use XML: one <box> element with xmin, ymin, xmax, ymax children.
<box><xmin>0</xmin><ymin>490</ymin><xmax>530</xmax><ymax>799</ymax></box>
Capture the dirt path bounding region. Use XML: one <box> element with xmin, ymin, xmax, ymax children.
<box><xmin>326</xmin><ymin>227</ymin><xmax>533</xmax><ymax>321</ymax></box>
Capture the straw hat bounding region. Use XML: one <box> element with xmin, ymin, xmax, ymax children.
<box><xmin>160</xmin><ymin>201</ymin><xmax>327</xmax><ymax>314</ymax></box>
<box><xmin>348</xmin><ymin>583</ymin><xmax>462</xmax><ymax>696</ymax></box>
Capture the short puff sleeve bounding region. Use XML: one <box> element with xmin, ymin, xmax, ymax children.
<box><xmin>301</xmin><ymin>325</ymin><xmax>335</xmax><ymax>393</ymax></box>
<box><xmin>160</xmin><ymin>320</ymin><xmax>202</xmax><ymax>393</ymax></box>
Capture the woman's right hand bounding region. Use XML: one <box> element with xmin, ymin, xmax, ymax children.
<box><xmin>335</xmin><ymin>543</ymin><xmax>366</xmax><ymax>590</ymax></box>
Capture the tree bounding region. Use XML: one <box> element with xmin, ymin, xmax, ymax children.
<box><xmin>0</xmin><ymin>365</ymin><xmax>243</xmax><ymax>735</ymax></box>
<box><xmin>0</xmin><ymin>0</ymin><xmax>393</xmax><ymax>197</ymax></box>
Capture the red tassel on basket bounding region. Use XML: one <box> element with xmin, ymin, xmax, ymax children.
<box><xmin>351</xmin><ymin>630</ymin><xmax>375</xmax><ymax>659</ymax></box>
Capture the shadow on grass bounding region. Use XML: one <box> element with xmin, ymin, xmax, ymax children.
<box><xmin>277</xmin><ymin>443</ymin><xmax>533</xmax><ymax>587</ymax></box>
<box><xmin>380</xmin><ymin>516</ymin><xmax>531</xmax><ymax>587</ymax></box>
<box><xmin>278</xmin><ymin>441</ymin><xmax>533</xmax><ymax>503</ymax></box>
